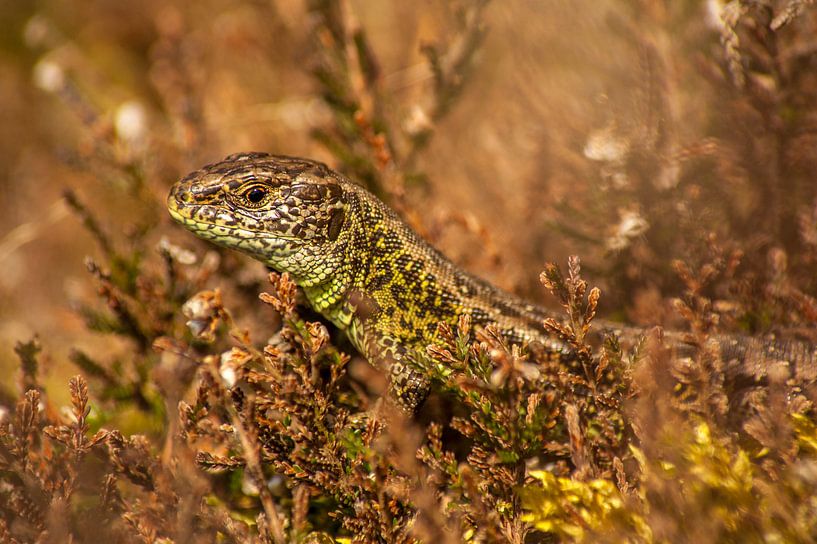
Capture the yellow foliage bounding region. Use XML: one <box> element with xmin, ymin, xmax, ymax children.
<box><xmin>793</xmin><ymin>413</ymin><xmax>817</xmax><ymax>455</ymax></box>
<box><xmin>522</xmin><ymin>420</ymin><xmax>817</xmax><ymax>542</ymax></box>
<box><xmin>520</xmin><ymin>470</ymin><xmax>651</xmax><ymax>542</ymax></box>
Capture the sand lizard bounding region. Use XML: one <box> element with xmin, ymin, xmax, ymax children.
<box><xmin>167</xmin><ymin>152</ymin><xmax>817</xmax><ymax>411</ymax></box>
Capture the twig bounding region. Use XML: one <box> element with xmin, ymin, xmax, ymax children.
<box><xmin>205</xmin><ymin>355</ymin><xmax>286</xmax><ymax>544</ymax></box>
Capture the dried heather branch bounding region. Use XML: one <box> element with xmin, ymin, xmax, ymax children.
<box><xmin>406</xmin><ymin>0</ymin><xmax>490</xmax><ymax>164</ymax></box>
<box><xmin>43</xmin><ymin>376</ymin><xmax>107</xmax><ymax>460</ymax></box>
<box><xmin>771</xmin><ymin>0</ymin><xmax>816</xmax><ymax>30</ymax></box>
<box><xmin>13</xmin><ymin>337</ymin><xmax>42</xmax><ymax>396</ymax></box>
<box><xmin>83</xmin><ymin>257</ymin><xmax>152</xmax><ymax>349</ymax></box>
<box><xmin>717</xmin><ymin>1</ymin><xmax>748</xmax><ymax>88</ymax></box>
<box><xmin>204</xmin><ymin>355</ymin><xmax>286</xmax><ymax>544</ymax></box>
<box><xmin>63</xmin><ymin>188</ymin><xmax>115</xmax><ymax>257</ymax></box>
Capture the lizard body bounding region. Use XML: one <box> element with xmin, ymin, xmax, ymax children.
<box><xmin>168</xmin><ymin>152</ymin><xmax>817</xmax><ymax>410</ymax></box>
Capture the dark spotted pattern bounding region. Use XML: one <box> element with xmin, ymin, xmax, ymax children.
<box><xmin>169</xmin><ymin>152</ymin><xmax>817</xmax><ymax>412</ymax></box>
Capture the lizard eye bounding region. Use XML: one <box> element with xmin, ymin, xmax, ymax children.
<box><xmin>244</xmin><ymin>186</ymin><xmax>267</xmax><ymax>205</ymax></box>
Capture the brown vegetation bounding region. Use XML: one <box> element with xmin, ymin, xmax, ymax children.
<box><xmin>2</xmin><ymin>1</ymin><xmax>817</xmax><ymax>542</ymax></box>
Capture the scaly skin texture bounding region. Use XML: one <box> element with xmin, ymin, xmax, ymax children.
<box><xmin>168</xmin><ymin>152</ymin><xmax>817</xmax><ymax>411</ymax></box>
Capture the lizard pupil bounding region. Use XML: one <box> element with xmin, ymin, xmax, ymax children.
<box><xmin>246</xmin><ymin>187</ymin><xmax>266</xmax><ymax>203</ymax></box>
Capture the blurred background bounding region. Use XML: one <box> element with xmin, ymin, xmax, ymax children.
<box><xmin>2</xmin><ymin>0</ymin><xmax>817</xmax><ymax>400</ymax></box>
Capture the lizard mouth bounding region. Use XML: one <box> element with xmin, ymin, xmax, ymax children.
<box><xmin>166</xmin><ymin>199</ymin><xmax>187</xmax><ymax>223</ymax></box>
<box><xmin>166</xmin><ymin>187</ymin><xmax>301</xmax><ymax>249</ymax></box>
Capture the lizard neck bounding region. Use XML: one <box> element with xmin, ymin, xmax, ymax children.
<box><xmin>300</xmin><ymin>188</ymin><xmax>373</xmax><ymax>329</ymax></box>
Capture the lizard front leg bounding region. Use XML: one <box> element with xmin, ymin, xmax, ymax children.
<box><xmin>384</xmin><ymin>345</ymin><xmax>431</xmax><ymax>413</ymax></box>
<box><xmin>347</xmin><ymin>313</ymin><xmax>431</xmax><ymax>413</ymax></box>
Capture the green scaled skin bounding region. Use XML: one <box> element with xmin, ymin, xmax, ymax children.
<box><xmin>167</xmin><ymin>152</ymin><xmax>573</xmax><ymax>410</ymax></box>
<box><xmin>168</xmin><ymin>152</ymin><xmax>817</xmax><ymax>412</ymax></box>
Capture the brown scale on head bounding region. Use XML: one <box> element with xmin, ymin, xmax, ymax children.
<box><xmin>168</xmin><ymin>152</ymin><xmax>349</xmax><ymax>282</ymax></box>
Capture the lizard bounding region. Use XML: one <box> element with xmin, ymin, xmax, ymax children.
<box><xmin>167</xmin><ymin>151</ymin><xmax>817</xmax><ymax>412</ymax></box>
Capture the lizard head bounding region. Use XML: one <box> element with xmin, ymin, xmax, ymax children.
<box><xmin>168</xmin><ymin>152</ymin><xmax>348</xmax><ymax>278</ymax></box>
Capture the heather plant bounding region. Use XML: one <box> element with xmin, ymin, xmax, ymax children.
<box><xmin>2</xmin><ymin>1</ymin><xmax>817</xmax><ymax>543</ymax></box>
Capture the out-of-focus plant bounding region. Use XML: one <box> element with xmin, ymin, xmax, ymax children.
<box><xmin>3</xmin><ymin>1</ymin><xmax>817</xmax><ymax>542</ymax></box>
